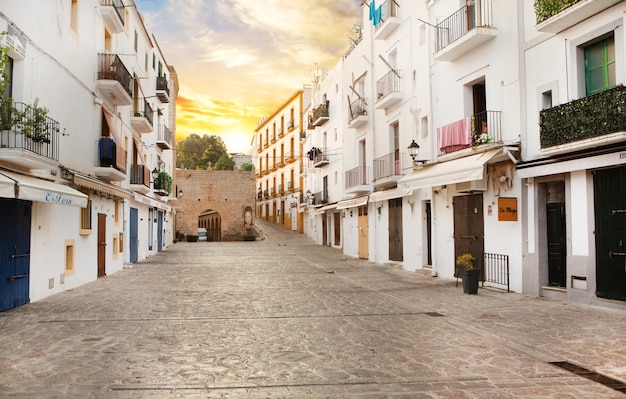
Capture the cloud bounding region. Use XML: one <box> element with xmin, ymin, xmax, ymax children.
<box><xmin>135</xmin><ymin>0</ymin><xmax>363</xmax><ymax>153</ymax></box>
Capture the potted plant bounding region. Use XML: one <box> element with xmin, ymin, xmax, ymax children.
<box><xmin>457</xmin><ymin>253</ymin><xmax>480</xmax><ymax>294</ymax></box>
<box><xmin>14</xmin><ymin>99</ymin><xmax>52</xmax><ymax>143</ymax></box>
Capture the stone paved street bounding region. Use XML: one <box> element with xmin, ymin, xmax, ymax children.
<box><xmin>1</xmin><ymin>221</ymin><xmax>626</xmax><ymax>398</ymax></box>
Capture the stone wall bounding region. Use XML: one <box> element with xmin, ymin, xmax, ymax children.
<box><xmin>174</xmin><ymin>169</ymin><xmax>258</xmax><ymax>241</ymax></box>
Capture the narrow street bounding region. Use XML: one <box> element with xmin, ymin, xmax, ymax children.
<box><xmin>1</xmin><ymin>220</ymin><xmax>625</xmax><ymax>398</ymax></box>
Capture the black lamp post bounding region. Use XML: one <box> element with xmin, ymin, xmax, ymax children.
<box><xmin>408</xmin><ymin>140</ymin><xmax>427</xmax><ymax>167</ymax></box>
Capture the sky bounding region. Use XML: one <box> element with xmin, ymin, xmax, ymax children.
<box><xmin>133</xmin><ymin>0</ymin><xmax>364</xmax><ymax>154</ymax></box>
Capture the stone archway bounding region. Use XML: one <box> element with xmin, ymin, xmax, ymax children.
<box><xmin>199</xmin><ymin>209</ymin><xmax>221</xmax><ymax>242</ymax></box>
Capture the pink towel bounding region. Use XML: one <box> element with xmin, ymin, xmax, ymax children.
<box><xmin>438</xmin><ymin>116</ymin><xmax>472</xmax><ymax>151</ymax></box>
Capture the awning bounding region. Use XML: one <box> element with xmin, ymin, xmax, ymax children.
<box><xmin>368</xmin><ymin>188</ymin><xmax>413</xmax><ymax>203</ymax></box>
<box><xmin>68</xmin><ymin>170</ymin><xmax>132</xmax><ymax>199</ymax></box>
<box><xmin>314</xmin><ymin>203</ymin><xmax>338</xmax><ymax>215</ymax></box>
<box><xmin>398</xmin><ymin>150</ymin><xmax>500</xmax><ymax>190</ymax></box>
<box><xmin>133</xmin><ymin>192</ymin><xmax>171</xmax><ymax>212</ymax></box>
<box><xmin>0</xmin><ymin>170</ymin><xmax>88</xmax><ymax>207</ymax></box>
<box><xmin>336</xmin><ymin>195</ymin><xmax>368</xmax><ymax>209</ymax></box>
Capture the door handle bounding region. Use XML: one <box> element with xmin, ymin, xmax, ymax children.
<box><xmin>609</xmin><ymin>251</ymin><xmax>626</xmax><ymax>257</ymax></box>
<box><xmin>8</xmin><ymin>274</ymin><xmax>27</xmax><ymax>282</ymax></box>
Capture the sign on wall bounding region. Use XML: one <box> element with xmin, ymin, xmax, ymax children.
<box><xmin>498</xmin><ymin>197</ymin><xmax>518</xmax><ymax>221</ymax></box>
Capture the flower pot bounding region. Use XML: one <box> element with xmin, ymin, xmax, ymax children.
<box><xmin>460</xmin><ymin>269</ymin><xmax>480</xmax><ymax>294</ymax></box>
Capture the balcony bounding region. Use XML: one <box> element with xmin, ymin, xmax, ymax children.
<box><xmin>156</xmin><ymin>77</ymin><xmax>170</xmax><ymax>103</ymax></box>
<box><xmin>100</xmin><ymin>0</ymin><xmax>125</xmax><ymax>33</ymax></box>
<box><xmin>375</xmin><ymin>71</ymin><xmax>402</xmax><ymax>110</ymax></box>
<box><xmin>535</xmin><ymin>0</ymin><xmax>622</xmax><ymax>33</ymax></box>
<box><xmin>130</xmin><ymin>98</ymin><xmax>154</xmax><ymax>134</ymax></box>
<box><xmin>373</xmin><ymin>0</ymin><xmax>400</xmax><ymax>40</ymax></box>
<box><xmin>437</xmin><ymin>110</ymin><xmax>502</xmax><ymax>155</ymax></box>
<box><xmin>153</xmin><ymin>171</ymin><xmax>172</xmax><ymax>196</ymax></box>
<box><xmin>285</xmin><ymin>150</ymin><xmax>296</xmax><ymax>164</ymax></box>
<box><xmin>373</xmin><ymin>151</ymin><xmax>405</xmax><ymax>188</ymax></box>
<box><xmin>348</xmin><ymin>98</ymin><xmax>368</xmax><ymax>129</ymax></box>
<box><xmin>287</xmin><ymin>180</ymin><xmax>294</xmax><ymax>191</ymax></box>
<box><xmin>257</xmin><ymin>190</ymin><xmax>263</xmax><ymax>200</ymax></box>
<box><xmin>157</xmin><ymin>124</ymin><xmax>172</xmax><ymax>149</ymax></box>
<box><xmin>308</xmin><ymin>147</ymin><xmax>329</xmax><ymax>168</ymax></box>
<box><xmin>95</xmin><ymin>137</ymin><xmax>126</xmax><ymax>182</ymax></box>
<box><xmin>0</xmin><ymin>101</ymin><xmax>60</xmax><ymax>171</ymax></box>
<box><xmin>539</xmin><ymin>85</ymin><xmax>626</xmax><ymax>149</ymax></box>
<box><xmin>96</xmin><ymin>53</ymin><xmax>132</xmax><ymax>106</ymax></box>
<box><xmin>277</xmin><ymin>128</ymin><xmax>284</xmax><ymax>138</ymax></box>
<box><xmin>129</xmin><ymin>164</ymin><xmax>150</xmax><ymax>194</ymax></box>
<box><xmin>345</xmin><ymin>166</ymin><xmax>371</xmax><ymax>195</ymax></box>
<box><xmin>434</xmin><ymin>0</ymin><xmax>496</xmax><ymax>62</ymax></box>
<box><xmin>288</xmin><ymin>119</ymin><xmax>295</xmax><ymax>131</ymax></box>
<box><xmin>310</xmin><ymin>103</ymin><xmax>329</xmax><ymax>126</ymax></box>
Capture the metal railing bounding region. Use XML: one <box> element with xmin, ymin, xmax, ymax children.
<box><xmin>97</xmin><ymin>53</ymin><xmax>132</xmax><ymax>99</ymax></box>
<box><xmin>438</xmin><ymin>110</ymin><xmax>501</xmax><ymax>155</ymax></box>
<box><xmin>348</xmin><ymin>98</ymin><xmax>367</xmax><ymax>122</ymax></box>
<box><xmin>345</xmin><ymin>165</ymin><xmax>368</xmax><ymax>189</ymax></box>
<box><xmin>0</xmin><ymin>101</ymin><xmax>60</xmax><ymax>161</ymax></box>
<box><xmin>376</xmin><ymin>70</ymin><xmax>401</xmax><ymax>101</ymax></box>
<box><xmin>100</xmin><ymin>0</ymin><xmax>125</xmax><ymax>25</ymax></box>
<box><xmin>156</xmin><ymin>77</ymin><xmax>169</xmax><ymax>97</ymax></box>
<box><xmin>158</xmin><ymin>124</ymin><xmax>171</xmax><ymax>144</ymax></box>
<box><xmin>435</xmin><ymin>0</ymin><xmax>493</xmax><ymax>52</ymax></box>
<box><xmin>130</xmin><ymin>164</ymin><xmax>149</xmax><ymax>187</ymax></box>
<box><xmin>482</xmin><ymin>252</ymin><xmax>510</xmax><ymax>292</ymax></box>
<box><xmin>134</xmin><ymin>98</ymin><xmax>154</xmax><ymax>127</ymax></box>
<box><xmin>373</xmin><ymin>151</ymin><xmax>403</xmax><ymax>181</ymax></box>
<box><xmin>98</xmin><ymin>137</ymin><xmax>126</xmax><ymax>173</ymax></box>
<box><xmin>374</xmin><ymin>0</ymin><xmax>399</xmax><ymax>30</ymax></box>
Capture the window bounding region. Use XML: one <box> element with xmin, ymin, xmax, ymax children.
<box><xmin>542</xmin><ymin>90</ymin><xmax>553</xmax><ymax>110</ymax></box>
<box><xmin>144</xmin><ymin>53</ymin><xmax>148</xmax><ymax>71</ymax></box>
<box><xmin>134</xmin><ymin>30</ymin><xmax>138</xmax><ymax>52</ymax></box>
<box><xmin>3</xmin><ymin>57</ymin><xmax>13</xmax><ymax>99</ymax></box>
<box><xmin>65</xmin><ymin>240</ymin><xmax>75</xmax><ymax>276</ymax></box>
<box><xmin>80</xmin><ymin>198</ymin><xmax>92</xmax><ymax>233</ymax></box>
<box><xmin>112</xmin><ymin>235</ymin><xmax>119</xmax><ymax>259</ymax></box>
<box><xmin>584</xmin><ymin>35</ymin><xmax>615</xmax><ymax>95</ymax></box>
<box><xmin>148</xmin><ymin>208</ymin><xmax>153</xmax><ymax>250</ymax></box>
<box><xmin>114</xmin><ymin>199</ymin><xmax>121</xmax><ymax>225</ymax></box>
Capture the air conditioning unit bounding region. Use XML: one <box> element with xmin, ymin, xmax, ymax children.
<box><xmin>456</xmin><ymin>177</ymin><xmax>487</xmax><ymax>192</ymax></box>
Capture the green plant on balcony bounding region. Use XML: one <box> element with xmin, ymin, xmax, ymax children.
<box><xmin>539</xmin><ymin>85</ymin><xmax>626</xmax><ymax>148</ymax></box>
<box><xmin>312</xmin><ymin>104</ymin><xmax>328</xmax><ymax>121</ymax></box>
<box><xmin>534</xmin><ymin>0</ymin><xmax>584</xmax><ymax>24</ymax></box>
<box><xmin>13</xmin><ymin>98</ymin><xmax>53</xmax><ymax>143</ymax></box>
<box><xmin>154</xmin><ymin>171</ymin><xmax>172</xmax><ymax>194</ymax></box>
<box><xmin>0</xmin><ymin>32</ymin><xmax>15</xmax><ymax>132</ymax></box>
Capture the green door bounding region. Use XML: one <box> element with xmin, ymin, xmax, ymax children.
<box><xmin>594</xmin><ymin>166</ymin><xmax>626</xmax><ymax>301</ymax></box>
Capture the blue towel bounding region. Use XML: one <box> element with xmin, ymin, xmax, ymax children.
<box><xmin>374</xmin><ymin>5</ymin><xmax>382</xmax><ymax>26</ymax></box>
<box><xmin>369</xmin><ymin>0</ymin><xmax>375</xmax><ymax>21</ymax></box>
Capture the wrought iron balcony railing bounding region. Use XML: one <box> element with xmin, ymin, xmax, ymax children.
<box><xmin>435</xmin><ymin>0</ymin><xmax>493</xmax><ymax>53</ymax></box>
<box><xmin>130</xmin><ymin>164</ymin><xmax>150</xmax><ymax>187</ymax></box>
<box><xmin>373</xmin><ymin>151</ymin><xmax>403</xmax><ymax>181</ymax></box>
<box><xmin>376</xmin><ymin>71</ymin><xmax>401</xmax><ymax>100</ymax></box>
<box><xmin>437</xmin><ymin>110</ymin><xmax>502</xmax><ymax>155</ymax></box>
<box><xmin>98</xmin><ymin>137</ymin><xmax>126</xmax><ymax>173</ymax></box>
<box><xmin>0</xmin><ymin>101</ymin><xmax>60</xmax><ymax>161</ymax></box>
<box><xmin>97</xmin><ymin>53</ymin><xmax>132</xmax><ymax>98</ymax></box>
<box><xmin>345</xmin><ymin>165</ymin><xmax>369</xmax><ymax>189</ymax></box>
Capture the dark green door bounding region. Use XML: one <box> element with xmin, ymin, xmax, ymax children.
<box><xmin>454</xmin><ymin>194</ymin><xmax>484</xmax><ymax>277</ymax></box>
<box><xmin>547</xmin><ymin>203</ymin><xmax>566</xmax><ymax>287</ymax></box>
<box><xmin>594</xmin><ymin>166</ymin><xmax>626</xmax><ymax>301</ymax></box>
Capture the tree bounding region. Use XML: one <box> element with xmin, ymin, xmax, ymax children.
<box><xmin>176</xmin><ymin>133</ymin><xmax>228</xmax><ymax>170</ymax></box>
<box><xmin>240</xmin><ymin>162</ymin><xmax>253</xmax><ymax>171</ymax></box>
<box><xmin>213</xmin><ymin>153</ymin><xmax>235</xmax><ymax>170</ymax></box>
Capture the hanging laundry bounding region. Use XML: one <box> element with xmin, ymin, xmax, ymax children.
<box><xmin>369</xmin><ymin>0</ymin><xmax>375</xmax><ymax>21</ymax></box>
<box><xmin>374</xmin><ymin>5</ymin><xmax>382</xmax><ymax>27</ymax></box>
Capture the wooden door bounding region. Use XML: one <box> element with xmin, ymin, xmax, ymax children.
<box><xmin>129</xmin><ymin>207</ymin><xmax>138</xmax><ymax>263</ymax></box>
<box><xmin>388</xmin><ymin>198</ymin><xmax>403</xmax><ymax>261</ymax></box>
<box><xmin>0</xmin><ymin>199</ymin><xmax>31</xmax><ymax>312</ymax></box>
<box><xmin>358</xmin><ymin>206</ymin><xmax>368</xmax><ymax>259</ymax></box>
<box><xmin>97</xmin><ymin>213</ymin><xmax>106</xmax><ymax>277</ymax></box>
<box><xmin>453</xmin><ymin>194</ymin><xmax>484</xmax><ymax>277</ymax></box>
<box><xmin>334</xmin><ymin>212</ymin><xmax>341</xmax><ymax>246</ymax></box>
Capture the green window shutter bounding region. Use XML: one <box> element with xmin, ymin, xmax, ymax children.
<box><xmin>585</xmin><ymin>36</ymin><xmax>616</xmax><ymax>96</ymax></box>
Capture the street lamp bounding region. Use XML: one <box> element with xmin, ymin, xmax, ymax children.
<box><xmin>408</xmin><ymin>140</ymin><xmax>427</xmax><ymax>167</ymax></box>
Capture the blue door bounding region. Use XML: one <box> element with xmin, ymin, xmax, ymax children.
<box><xmin>129</xmin><ymin>207</ymin><xmax>138</xmax><ymax>263</ymax></box>
<box><xmin>157</xmin><ymin>210</ymin><xmax>163</xmax><ymax>251</ymax></box>
<box><xmin>0</xmin><ymin>199</ymin><xmax>31</xmax><ymax>312</ymax></box>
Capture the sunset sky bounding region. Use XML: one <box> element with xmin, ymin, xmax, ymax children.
<box><xmin>134</xmin><ymin>0</ymin><xmax>364</xmax><ymax>154</ymax></box>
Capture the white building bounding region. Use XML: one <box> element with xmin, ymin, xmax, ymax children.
<box><xmin>517</xmin><ymin>0</ymin><xmax>626</xmax><ymax>308</ymax></box>
<box><xmin>0</xmin><ymin>0</ymin><xmax>177</xmax><ymax>311</ymax></box>
<box><xmin>301</xmin><ymin>0</ymin><xmax>626</xmax><ymax>310</ymax></box>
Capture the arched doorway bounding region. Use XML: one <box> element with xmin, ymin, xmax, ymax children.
<box><xmin>198</xmin><ymin>209</ymin><xmax>221</xmax><ymax>241</ymax></box>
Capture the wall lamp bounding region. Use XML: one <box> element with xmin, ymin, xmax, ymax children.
<box><xmin>408</xmin><ymin>140</ymin><xmax>427</xmax><ymax>167</ymax></box>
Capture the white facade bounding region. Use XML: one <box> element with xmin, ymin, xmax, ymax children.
<box><xmin>518</xmin><ymin>0</ymin><xmax>626</xmax><ymax>308</ymax></box>
<box><xmin>0</xmin><ymin>0</ymin><xmax>177</xmax><ymax>310</ymax></box>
